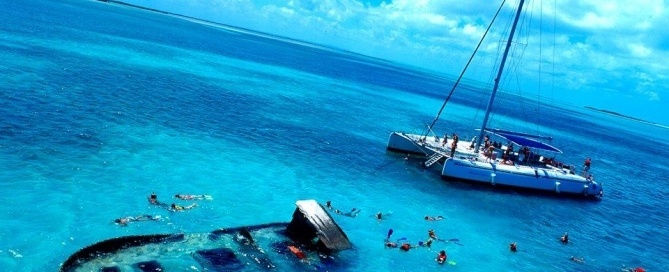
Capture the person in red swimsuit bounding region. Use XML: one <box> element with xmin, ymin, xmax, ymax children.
<box><xmin>436</xmin><ymin>250</ymin><xmax>447</xmax><ymax>264</ymax></box>
<box><xmin>583</xmin><ymin>157</ymin><xmax>591</xmax><ymax>176</ymax></box>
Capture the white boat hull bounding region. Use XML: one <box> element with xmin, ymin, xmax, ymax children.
<box><xmin>386</xmin><ymin>132</ymin><xmax>477</xmax><ymax>157</ymax></box>
<box><xmin>386</xmin><ymin>132</ymin><xmax>438</xmax><ymax>155</ymax></box>
<box><xmin>441</xmin><ymin>157</ymin><xmax>603</xmax><ymax>197</ymax></box>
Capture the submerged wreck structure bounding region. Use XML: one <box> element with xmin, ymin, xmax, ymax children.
<box><xmin>60</xmin><ymin>200</ymin><xmax>352</xmax><ymax>272</ymax></box>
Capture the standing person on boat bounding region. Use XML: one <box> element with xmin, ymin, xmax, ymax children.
<box><xmin>441</xmin><ymin>134</ymin><xmax>448</xmax><ymax>147</ymax></box>
<box><xmin>484</xmin><ymin>135</ymin><xmax>491</xmax><ymax>149</ymax></box>
<box><xmin>583</xmin><ymin>157</ymin><xmax>591</xmax><ymax>176</ymax></box>
<box><xmin>520</xmin><ymin>146</ymin><xmax>531</xmax><ymax>164</ymax></box>
<box><xmin>450</xmin><ymin>133</ymin><xmax>459</xmax><ymax>157</ymax></box>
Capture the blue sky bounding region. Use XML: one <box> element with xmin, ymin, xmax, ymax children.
<box><xmin>123</xmin><ymin>0</ymin><xmax>668</xmax><ymax>124</ymax></box>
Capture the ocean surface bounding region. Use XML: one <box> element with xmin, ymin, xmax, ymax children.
<box><xmin>1</xmin><ymin>0</ymin><xmax>668</xmax><ymax>271</ymax></box>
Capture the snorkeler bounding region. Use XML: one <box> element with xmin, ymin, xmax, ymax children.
<box><xmin>170</xmin><ymin>203</ymin><xmax>198</xmax><ymax>212</ymax></box>
<box><xmin>560</xmin><ymin>232</ymin><xmax>569</xmax><ymax>244</ymax></box>
<box><xmin>174</xmin><ymin>194</ymin><xmax>211</xmax><ymax>200</ymax></box>
<box><xmin>375</xmin><ymin>212</ymin><xmax>392</xmax><ymax>221</ymax></box>
<box><xmin>325</xmin><ymin>200</ymin><xmax>333</xmax><ymax>210</ymax></box>
<box><xmin>425</xmin><ymin>215</ymin><xmax>444</xmax><ymax>221</ymax></box>
<box><xmin>509</xmin><ymin>242</ymin><xmax>517</xmax><ymax>252</ymax></box>
<box><xmin>113</xmin><ymin>215</ymin><xmax>161</xmax><ymax>226</ymax></box>
<box><xmin>428</xmin><ymin>229</ymin><xmax>438</xmax><ymax>240</ymax></box>
<box><xmin>333</xmin><ymin>208</ymin><xmax>361</xmax><ymax>217</ymax></box>
<box><xmin>148</xmin><ymin>192</ymin><xmax>159</xmax><ymax>204</ymax></box>
<box><xmin>570</xmin><ymin>256</ymin><xmax>585</xmax><ymax>263</ymax></box>
<box><xmin>436</xmin><ymin>250</ymin><xmax>447</xmax><ymax>264</ymax></box>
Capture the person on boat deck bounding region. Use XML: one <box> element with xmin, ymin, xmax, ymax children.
<box><xmin>560</xmin><ymin>232</ymin><xmax>569</xmax><ymax>244</ymax></box>
<box><xmin>583</xmin><ymin>157</ymin><xmax>592</xmax><ymax>176</ymax></box>
<box><xmin>425</xmin><ymin>215</ymin><xmax>444</xmax><ymax>221</ymax></box>
<box><xmin>450</xmin><ymin>133</ymin><xmax>459</xmax><ymax>157</ymax></box>
<box><xmin>521</xmin><ymin>146</ymin><xmax>531</xmax><ymax>163</ymax></box>
<box><xmin>436</xmin><ymin>250</ymin><xmax>447</xmax><ymax>264</ymax></box>
<box><xmin>441</xmin><ymin>134</ymin><xmax>448</xmax><ymax>147</ymax></box>
<box><xmin>170</xmin><ymin>203</ymin><xmax>197</xmax><ymax>212</ymax></box>
<box><xmin>334</xmin><ymin>208</ymin><xmax>361</xmax><ymax>217</ymax></box>
<box><xmin>586</xmin><ymin>174</ymin><xmax>595</xmax><ymax>182</ymax></box>
<box><xmin>114</xmin><ymin>215</ymin><xmax>161</xmax><ymax>226</ymax></box>
<box><xmin>509</xmin><ymin>242</ymin><xmax>518</xmax><ymax>252</ymax></box>
<box><xmin>484</xmin><ymin>135</ymin><xmax>491</xmax><ymax>149</ymax></box>
<box><xmin>484</xmin><ymin>145</ymin><xmax>495</xmax><ymax>162</ymax></box>
<box><xmin>503</xmin><ymin>143</ymin><xmax>515</xmax><ymax>164</ymax></box>
<box><xmin>469</xmin><ymin>136</ymin><xmax>477</xmax><ymax>149</ymax></box>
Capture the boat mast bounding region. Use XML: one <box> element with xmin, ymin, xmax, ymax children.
<box><xmin>474</xmin><ymin>0</ymin><xmax>526</xmax><ymax>153</ymax></box>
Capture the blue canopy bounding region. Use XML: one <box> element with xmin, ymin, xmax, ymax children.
<box><xmin>485</xmin><ymin>129</ymin><xmax>562</xmax><ymax>153</ymax></box>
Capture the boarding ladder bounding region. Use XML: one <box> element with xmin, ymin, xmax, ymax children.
<box><xmin>424</xmin><ymin>152</ymin><xmax>446</xmax><ymax>168</ymax></box>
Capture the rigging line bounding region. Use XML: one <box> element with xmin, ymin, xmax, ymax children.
<box><xmin>487</xmin><ymin>2</ymin><xmax>515</xmax><ymax>127</ymax></box>
<box><xmin>551</xmin><ymin>0</ymin><xmax>557</xmax><ymax>122</ymax></box>
<box><xmin>424</xmin><ymin>0</ymin><xmax>507</xmax><ymax>136</ymax></box>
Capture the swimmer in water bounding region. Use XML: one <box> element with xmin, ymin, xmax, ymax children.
<box><xmin>333</xmin><ymin>208</ymin><xmax>361</xmax><ymax>217</ymax></box>
<box><xmin>424</xmin><ymin>215</ymin><xmax>444</xmax><ymax>221</ymax></box>
<box><xmin>113</xmin><ymin>215</ymin><xmax>161</xmax><ymax>226</ymax></box>
<box><xmin>170</xmin><ymin>203</ymin><xmax>198</xmax><ymax>212</ymax></box>
<box><xmin>560</xmin><ymin>232</ymin><xmax>569</xmax><ymax>244</ymax></box>
<box><xmin>570</xmin><ymin>256</ymin><xmax>585</xmax><ymax>263</ymax></box>
<box><xmin>174</xmin><ymin>194</ymin><xmax>210</xmax><ymax>200</ymax></box>
<box><xmin>436</xmin><ymin>250</ymin><xmax>447</xmax><ymax>264</ymax></box>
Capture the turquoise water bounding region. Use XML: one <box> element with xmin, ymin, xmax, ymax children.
<box><xmin>1</xmin><ymin>0</ymin><xmax>668</xmax><ymax>271</ymax></box>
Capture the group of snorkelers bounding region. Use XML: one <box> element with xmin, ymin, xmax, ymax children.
<box><xmin>113</xmin><ymin>192</ymin><xmax>211</xmax><ymax>226</ymax></box>
<box><xmin>383</xmin><ymin>228</ymin><xmax>454</xmax><ymax>265</ymax></box>
<box><xmin>327</xmin><ymin>200</ymin><xmax>436</xmax><ymax>222</ymax></box>
<box><xmin>507</xmin><ymin>232</ymin><xmax>601</xmax><ymax>265</ymax></box>
<box><xmin>148</xmin><ymin>192</ymin><xmax>212</xmax><ymax>212</ymax></box>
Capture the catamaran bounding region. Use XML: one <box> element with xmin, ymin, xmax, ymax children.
<box><xmin>387</xmin><ymin>0</ymin><xmax>603</xmax><ymax>198</ymax></box>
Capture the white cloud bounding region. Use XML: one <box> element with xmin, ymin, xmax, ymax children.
<box><xmin>125</xmin><ymin>0</ymin><xmax>669</xmax><ymax>115</ymax></box>
<box><xmin>629</xmin><ymin>43</ymin><xmax>652</xmax><ymax>58</ymax></box>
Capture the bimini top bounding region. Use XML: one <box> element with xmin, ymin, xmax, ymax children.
<box><xmin>485</xmin><ymin>128</ymin><xmax>562</xmax><ymax>153</ymax></box>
